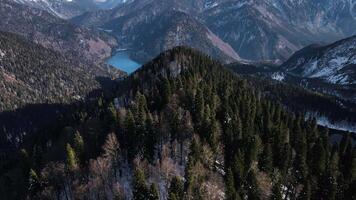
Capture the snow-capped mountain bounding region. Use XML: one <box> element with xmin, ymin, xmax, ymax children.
<box><xmin>282</xmin><ymin>36</ymin><xmax>356</xmax><ymax>86</ymax></box>
<box><xmin>278</xmin><ymin>36</ymin><xmax>356</xmax><ymax>101</ymax></box>
<box><xmin>230</xmin><ymin>35</ymin><xmax>356</xmax><ymax>101</ymax></box>
<box><xmin>203</xmin><ymin>0</ymin><xmax>356</xmax><ymax>61</ymax></box>
<box><xmin>72</xmin><ymin>0</ymin><xmax>356</xmax><ymax>62</ymax></box>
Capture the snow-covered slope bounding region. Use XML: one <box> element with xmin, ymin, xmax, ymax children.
<box><xmin>282</xmin><ymin>36</ymin><xmax>356</xmax><ymax>86</ymax></box>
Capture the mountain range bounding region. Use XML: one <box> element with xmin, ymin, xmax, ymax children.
<box><xmin>70</xmin><ymin>0</ymin><xmax>356</xmax><ymax>62</ymax></box>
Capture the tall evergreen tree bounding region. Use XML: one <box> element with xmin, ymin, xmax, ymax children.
<box><xmin>66</xmin><ymin>143</ymin><xmax>78</xmax><ymax>171</ymax></box>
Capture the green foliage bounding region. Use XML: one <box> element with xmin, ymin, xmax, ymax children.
<box><xmin>168</xmin><ymin>176</ymin><xmax>184</xmax><ymax>200</ymax></box>
<box><xmin>148</xmin><ymin>184</ymin><xmax>160</xmax><ymax>200</ymax></box>
<box><xmin>66</xmin><ymin>143</ymin><xmax>78</xmax><ymax>171</ymax></box>
<box><xmin>132</xmin><ymin>168</ymin><xmax>149</xmax><ymax>200</ymax></box>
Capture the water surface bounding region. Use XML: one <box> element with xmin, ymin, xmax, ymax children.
<box><xmin>107</xmin><ymin>51</ymin><xmax>141</xmax><ymax>74</ymax></box>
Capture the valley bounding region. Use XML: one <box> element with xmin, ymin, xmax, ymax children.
<box><xmin>0</xmin><ymin>1</ymin><xmax>355</xmax><ymax>200</ymax></box>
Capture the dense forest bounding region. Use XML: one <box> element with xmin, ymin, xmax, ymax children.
<box><xmin>0</xmin><ymin>47</ymin><xmax>355</xmax><ymax>199</ymax></box>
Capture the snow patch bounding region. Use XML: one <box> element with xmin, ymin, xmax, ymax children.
<box><xmin>326</xmin><ymin>74</ymin><xmax>350</xmax><ymax>85</ymax></box>
<box><xmin>306</xmin><ymin>112</ymin><xmax>356</xmax><ymax>133</ymax></box>
<box><xmin>303</xmin><ymin>60</ymin><xmax>318</xmax><ymax>76</ymax></box>
<box><xmin>271</xmin><ymin>72</ymin><xmax>285</xmax><ymax>81</ymax></box>
<box><xmin>0</xmin><ymin>49</ymin><xmax>5</xmax><ymax>59</ymax></box>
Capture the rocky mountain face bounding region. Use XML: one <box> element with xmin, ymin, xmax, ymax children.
<box><xmin>73</xmin><ymin>0</ymin><xmax>241</xmax><ymax>63</ymax></box>
<box><xmin>73</xmin><ymin>0</ymin><xmax>356</xmax><ymax>62</ymax></box>
<box><xmin>0</xmin><ymin>31</ymin><xmax>123</xmax><ymax>112</ymax></box>
<box><xmin>1</xmin><ymin>0</ymin><xmax>118</xmax><ymax>65</ymax></box>
<box><xmin>203</xmin><ymin>0</ymin><xmax>356</xmax><ymax>61</ymax></box>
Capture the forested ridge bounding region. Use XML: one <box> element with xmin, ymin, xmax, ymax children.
<box><xmin>0</xmin><ymin>47</ymin><xmax>355</xmax><ymax>199</ymax></box>
<box><xmin>0</xmin><ymin>31</ymin><xmax>124</xmax><ymax>112</ymax></box>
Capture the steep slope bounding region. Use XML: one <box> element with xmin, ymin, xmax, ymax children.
<box><xmin>203</xmin><ymin>0</ymin><xmax>356</xmax><ymax>61</ymax></box>
<box><xmin>104</xmin><ymin>10</ymin><xmax>240</xmax><ymax>63</ymax></box>
<box><xmin>1</xmin><ymin>47</ymin><xmax>355</xmax><ymax>199</ymax></box>
<box><xmin>72</xmin><ymin>0</ymin><xmax>241</xmax><ymax>63</ymax></box>
<box><xmin>282</xmin><ymin>36</ymin><xmax>356</xmax><ymax>85</ymax></box>
<box><xmin>278</xmin><ymin>35</ymin><xmax>356</xmax><ymax>101</ymax></box>
<box><xmin>0</xmin><ymin>0</ymin><xmax>118</xmax><ymax>64</ymax></box>
<box><xmin>0</xmin><ymin>31</ymin><xmax>123</xmax><ymax>111</ymax></box>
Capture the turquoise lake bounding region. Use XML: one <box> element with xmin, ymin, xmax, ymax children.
<box><xmin>107</xmin><ymin>51</ymin><xmax>141</xmax><ymax>74</ymax></box>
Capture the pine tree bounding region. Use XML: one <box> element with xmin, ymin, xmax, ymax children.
<box><xmin>28</xmin><ymin>169</ymin><xmax>40</xmax><ymax>198</ymax></box>
<box><xmin>162</xmin><ymin>78</ymin><xmax>172</xmax><ymax>105</ymax></box>
<box><xmin>66</xmin><ymin>143</ymin><xmax>78</xmax><ymax>171</ymax></box>
<box><xmin>259</xmin><ymin>143</ymin><xmax>273</xmax><ymax>173</ymax></box>
<box><xmin>73</xmin><ymin>131</ymin><xmax>84</xmax><ymax>162</ymax></box>
<box><xmin>246</xmin><ymin>171</ymin><xmax>261</xmax><ymax>200</ymax></box>
<box><xmin>226</xmin><ymin>168</ymin><xmax>238</xmax><ymax>200</ymax></box>
<box><xmin>299</xmin><ymin>180</ymin><xmax>311</xmax><ymax>200</ymax></box>
<box><xmin>311</xmin><ymin>140</ymin><xmax>326</xmax><ymax>175</ymax></box>
<box><xmin>270</xmin><ymin>182</ymin><xmax>282</xmax><ymax>200</ymax></box>
<box><xmin>132</xmin><ymin>168</ymin><xmax>149</xmax><ymax>200</ymax></box>
<box><xmin>168</xmin><ymin>176</ymin><xmax>184</xmax><ymax>200</ymax></box>
<box><xmin>148</xmin><ymin>184</ymin><xmax>159</xmax><ymax>200</ymax></box>
<box><xmin>124</xmin><ymin>110</ymin><xmax>137</xmax><ymax>159</ymax></box>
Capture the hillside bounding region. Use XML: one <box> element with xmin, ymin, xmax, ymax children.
<box><xmin>1</xmin><ymin>47</ymin><xmax>354</xmax><ymax>199</ymax></box>
<box><xmin>0</xmin><ymin>0</ymin><xmax>118</xmax><ymax>65</ymax></box>
<box><xmin>0</xmin><ymin>31</ymin><xmax>123</xmax><ymax>112</ymax></box>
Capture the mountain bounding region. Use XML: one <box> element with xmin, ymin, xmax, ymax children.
<box><xmin>0</xmin><ymin>0</ymin><xmax>118</xmax><ymax>64</ymax></box>
<box><xmin>281</xmin><ymin>36</ymin><xmax>356</xmax><ymax>85</ymax></box>
<box><xmin>203</xmin><ymin>0</ymin><xmax>356</xmax><ymax>61</ymax></box>
<box><xmin>0</xmin><ymin>31</ymin><xmax>124</xmax><ymax>112</ymax></box>
<box><xmin>1</xmin><ymin>47</ymin><xmax>354</xmax><ymax>199</ymax></box>
<box><xmin>228</xmin><ymin>35</ymin><xmax>356</xmax><ymax>102</ymax></box>
<box><xmin>104</xmin><ymin>9</ymin><xmax>240</xmax><ymax>63</ymax></box>
<box><xmin>72</xmin><ymin>1</ymin><xmax>241</xmax><ymax>63</ymax></box>
<box><xmin>72</xmin><ymin>0</ymin><xmax>356</xmax><ymax>62</ymax></box>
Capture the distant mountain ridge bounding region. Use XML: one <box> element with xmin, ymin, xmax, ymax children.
<box><xmin>228</xmin><ymin>35</ymin><xmax>356</xmax><ymax>102</ymax></box>
<box><xmin>72</xmin><ymin>0</ymin><xmax>356</xmax><ymax>62</ymax></box>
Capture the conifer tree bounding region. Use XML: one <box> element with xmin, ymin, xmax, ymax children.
<box><xmin>270</xmin><ymin>182</ymin><xmax>283</xmax><ymax>200</ymax></box>
<box><xmin>133</xmin><ymin>168</ymin><xmax>149</xmax><ymax>200</ymax></box>
<box><xmin>73</xmin><ymin>131</ymin><xmax>84</xmax><ymax>162</ymax></box>
<box><xmin>148</xmin><ymin>184</ymin><xmax>159</xmax><ymax>200</ymax></box>
<box><xmin>246</xmin><ymin>171</ymin><xmax>261</xmax><ymax>200</ymax></box>
<box><xmin>226</xmin><ymin>168</ymin><xmax>238</xmax><ymax>200</ymax></box>
<box><xmin>259</xmin><ymin>143</ymin><xmax>273</xmax><ymax>173</ymax></box>
<box><xmin>66</xmin><ymin>143</ymin><xmax>78</xmax><ymax>171</ymax></box>
<box><xmin>28</xmin><ymin>169</ymin><xmax>40</xmax><ymax>198</ymax></box>
<box><xmin>168</xmin><ymin>176</ymin><xmax>184</xmax><ymax>200</ymax></box>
